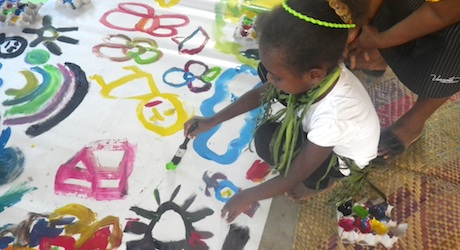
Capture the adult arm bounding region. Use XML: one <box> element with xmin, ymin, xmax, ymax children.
<box><xmin>221</xmin><ymin>140</ymin><xmax>333</xmax><ymax>222</ymax></box>
<box><xmin>355</xmin><ymin>0</ymin><xmax>460</xmax><ymax>49</ymax></box>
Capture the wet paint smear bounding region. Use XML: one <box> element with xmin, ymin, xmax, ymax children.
<box><xmin>193</xmin><ymin>65</ymin><xmax>262</xmax><ymax>164</ymax></box>
<box><xmin>124</xmin><ymin>185</ymin><xmax>214</xmax><ymax>249</ymax></box>
<box><xmin>222</xmin><ymin>224</ymin><xmax>250</xmax><ymax>250</ymax></box>
<box><xmin>25</xmin><ymin>62</ymin><xmax>90</xmax><ymax>137</ymax></box>
<box><xmin>25</xmin><ymin>49</ymin><xmax>51</xmax><ymax>65</ymax></box>
<box><xmin>0</xmin><ymin>182</ymin><xmax>36</xmax><ymax>213</ymax></box>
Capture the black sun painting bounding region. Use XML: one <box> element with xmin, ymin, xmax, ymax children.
<box><xmin>123</xmin><ymin>185</ymin><xmax>214</xmax><ymax>249</ymax></box>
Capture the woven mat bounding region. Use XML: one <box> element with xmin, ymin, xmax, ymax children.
<box><xmin>293</xmin><ymin>69</ymin><xmax>460</xmax><ymax>250</ymax></box>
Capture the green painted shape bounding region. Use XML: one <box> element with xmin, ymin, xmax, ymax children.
<box><xmin>5</xmin><ymin>65</ymin><xmax>63</xmax><ymax>117</ymax></box>
<box><xmin>213</xmin><ymin>1</ymin><xmax>258</xmax><ymax>68</ymax></box>
<box><xmin>5</xmin><ymin>70</ymin><xmax>39</xmax><ymax>98</ymax></box>
<box><xmin>166</xmin><ymin>162</ymin><xmax>177</xmax><ymax>170</ymax></box>
<box><xmin>25</xmin><ymin>49</ymin><xmax>51</xmax><ymax>65</ymax></box>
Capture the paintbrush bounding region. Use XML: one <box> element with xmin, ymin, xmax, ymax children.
<box><xmin>166</xmin><ymin>123</ymin><xmax>198</xmax><ymax>170</ymax></box>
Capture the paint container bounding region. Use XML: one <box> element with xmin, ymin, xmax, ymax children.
<box><xmin>166</xmin><ymin>123</ymin><xmax>198</xmax><ymax>170</ymax></box>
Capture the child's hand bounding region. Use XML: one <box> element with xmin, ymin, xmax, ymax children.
<box><xmin>221</xmin><ymin>192</ymin><xmax>252</xmax><ymax>223</ymax></box>
<box><xmin>184</xmin><ymin>116</ymin><xmax>215</xmax><ymax>138</ymax></box>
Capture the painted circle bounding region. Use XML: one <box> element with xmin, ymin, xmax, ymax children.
<box><xmin>25</xmin><ymin>49</ymin><xmax>51</xmax><ymax>65</ymax></box>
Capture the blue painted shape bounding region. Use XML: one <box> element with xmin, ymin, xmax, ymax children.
<box><xmin>29</xmin><ymin>218</ymin><xmax>64</xmax><ymax>247</ymax></box>
<box><xmin>193</xmin><ymin>65</ymin><xmax>263</xmax><ymax>164</ymax></box>
<box><xmin>0</xmin><ymin>182</ymin><xmax>36</xmax><ymax>213</ymax></box>
<box><xmin>0</xmin><ymin>147</ymin><xmax>25</xmax><ymax>186</ymax></box>
<box><xmin>0</xmin><ymin>127</ymin><xmax>11</xmax><ymax>150</ymax></box>
<box><xmin>0</xmin><ymin>63</ymin><xmax>3</xmax><ymax>87</ymax></box>
<box><xmin>162</xmin><ymin>67</ymin><xmax>190</xmax><ymax>87</ymax></box>
<box><xmin>214</xmin><ymin>180</ymin><xmax>239</xmax><ymax>202</ymax></box>
<box><xmin>0</xmin><ymin>236</ymin><xmax>14</xmax><ymax>248</ymax></box>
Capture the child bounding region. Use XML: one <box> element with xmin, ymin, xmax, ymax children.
<box><xmin>184</xmin><ymin>0</ymin><xmax>380</xmax><ymax>223</ymax></box>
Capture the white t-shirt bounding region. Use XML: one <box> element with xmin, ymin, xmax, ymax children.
<box><xmin>302</xmin><ymin>64</ymin><xmax>380</xmax><ymax>174</ymax></box>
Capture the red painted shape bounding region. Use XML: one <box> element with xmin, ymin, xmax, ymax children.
<box><xmin>144</xmin><ymin>100</ymin><xmax>163</xmax><ymax>107</ymax></box>
<box><xmin>39</xmin><ymin>236</ymin><xmax>76</xmax><ymax>250</ymax></box>
<box><xmin>80</xmin><ymin>227</ymin><xmax>110</xmax><ymax>250</ymax></box>
<box><xmin>54</xmin><ymin>139</ymin><xmax>136</xmax><ymax>201</ymax></box>
<box><xmin>246</xmin><ymin>160</ymin><xmax>270</xmax><ymax>182</ymax></box>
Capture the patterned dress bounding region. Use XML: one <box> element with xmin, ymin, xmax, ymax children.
<box><xmin>373</xmin><ymin>0</ymin><xmax>460</xmax><ymax>98</ymax></box>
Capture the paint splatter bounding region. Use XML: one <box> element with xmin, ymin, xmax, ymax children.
<box><xmin>55</xmin><ymin>139</ymin><xmax>136</xmax><ymax>201</ymax></box>
<box><xmin>193</xmin><ymin>65</ymin><xmax>262</xmax><ymax>164</ymax></box>
<box><xmin>0</xmin><ymin>182</ymin><xmax>36</xmax><ymax>213</ymax></box>
<box><xmin>124</xmin><ymin>185</ymin><xmax>214</xmax><ymax>249</ymax></box>
<box><xmin>222</xmin><ymin>224</ymin><xmax>250</xmax><ymax>250</ymax></box>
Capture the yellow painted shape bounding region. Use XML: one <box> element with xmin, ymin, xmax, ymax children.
<box><xmin>49</xmin><ymin>204</ymin><xmax>122</xmax><ymax>249</ymax></box>
<box><xmin>155</xmin><ymin>0</ymin><xmax>180</xmax><ymax>8</ymax></box>
<box><xmin>137</xmin><ymin>93</ymin><xmax>192</xmax><ymax>136</ymax></box>
<box><xmin>90</xmin><ymin>66</ymin><xmax>160</xmax><ymax>100</ymax></box>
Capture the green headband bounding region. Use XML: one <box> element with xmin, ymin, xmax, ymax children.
<box><xmin>282</xmin><ymin>1</ymin><xmax>356</xmax><ymax>29</ymax></box>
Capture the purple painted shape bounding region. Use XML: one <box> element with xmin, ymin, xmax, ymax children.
<box><xmin>54</xmin><ymin>139</ymin><xmax>136</xmax><ymax>201</ymax></box>
<box><xmin>3</xmin><ymin>64</ymin><xmax>73</xmax><ymax>125</ymax></box>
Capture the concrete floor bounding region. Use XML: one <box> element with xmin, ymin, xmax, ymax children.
<box><xmin>259</xmin><ymin>195</ymin><xmax>300</xmax><ymax>249</ymax></box>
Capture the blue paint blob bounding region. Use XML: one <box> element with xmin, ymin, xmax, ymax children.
<box><xmin>29</xmin><ymin>218</ymin><xmax>64</xmax><ymax>247</ymax></box>
<box><xmin>193</xmin><ymin>65</ymin><xmax>263</xmax><ymax>164</ymax></box>
<box><xmin>215</xmin><ymin>180</ymin><xmax>239</xmax><ymax>202</ymax></box>
<box><xmin>0</xmin><ymin>236</ymin><xmax>14</xmax><ymax>248</ymax></box>
<box><xmin>0</xmin><ymin>147</ymin><xmax>25</xmax><ymax>186</ymax></box>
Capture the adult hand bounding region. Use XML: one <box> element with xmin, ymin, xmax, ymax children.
<box><xmin>221</xmin><ymin>192</ymin><xmax>253</xmax><ymax>223</ymax></box>
<box><xmin>184</xmin><ymin>116</ymin><xmax>215</xmax><ymax>138</ymax></box>
<box><xmin>350</xmin><ymin>25</ymin><xmax>383</xmax><ymax>50</ymax></box>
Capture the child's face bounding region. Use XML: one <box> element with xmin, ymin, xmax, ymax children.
<box><xmin>259</xmin><ymin>48</ymin><xmax>317</xmax><ymax>94</ymax></box>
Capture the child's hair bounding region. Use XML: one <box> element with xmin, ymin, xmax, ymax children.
<box><xmin>256</xmin><ymin>0</ymin><xmax>351</xmax><ymax>76</ymax></box>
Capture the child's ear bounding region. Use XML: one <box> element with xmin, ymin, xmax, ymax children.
<box><xmin>303</xmin><ymin>68</ymin><xmax>327</xmax><ymax>85</ymax></box>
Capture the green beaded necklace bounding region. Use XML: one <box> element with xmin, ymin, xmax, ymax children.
<box><xmin>258</xmin><ymin>67</ymin><xmax>342</xmax><ymax>174</ymax></box>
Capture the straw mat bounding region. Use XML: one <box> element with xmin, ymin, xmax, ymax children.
<box><xmin>293</xmin><ymin>69</ymin><xmax>460</xmax><ymax>250</ymax></box>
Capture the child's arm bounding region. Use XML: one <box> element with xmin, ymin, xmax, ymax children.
<box><xmin>184</xmin><ymin>82</ymin><xmax>270</xmax><ymax>137</ymax></box>
<box><xmin>355</xmin><ymin>0</ymin><xmax>460</xmax><ymax>49</ymax></box>
<box><xmin>221</xmin><ymin>140</ymin><xmax>333</xmax><ymax>223</ymax></box>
